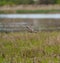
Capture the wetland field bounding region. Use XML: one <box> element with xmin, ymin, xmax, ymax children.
<box><xmin>0</xmin><ymin>18</ymin><xmax>60</xmax><ymax>63</ymax></box>
<box><xmin>0</xmin><ymin>31</ymin><xmax>60</xmax><ymax>63</ymax></box>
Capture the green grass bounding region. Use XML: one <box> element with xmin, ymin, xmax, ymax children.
<box><xmin>16</xmin><ymin>10</ymin><xmax>60</xmax><ymax>13</ymax></box>
<box><xmin>0</xmin><ymin>31</ymin><xmax>60</xmax><ymax>63</ymax></box>
<box><xmin>0</xmin><ymin>11</ymin><xmax>5</xmax><ymax>14</ymax></box>
<box><xmin>0</xmin><ymin>10</ymin><xmax>60</xmax><ymax>14</ymax></box>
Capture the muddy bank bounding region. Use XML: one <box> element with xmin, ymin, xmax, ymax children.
<box><xmin>0</xmin><ymin>19</ymin><xmax>60</xmax><ymax>31</ymax></box>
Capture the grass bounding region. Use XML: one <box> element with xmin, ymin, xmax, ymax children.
<box><xmin>16</xmin><ymin>10</ymin><xmax>60</xmax><ymax>13</ymax></box>
<box><xmin>0</xmin><ymin>31</ymin><xmax>60</xmax><ymax>63</ymax></box>
<box><xmin>0</xmin><ymin>11</ymin><xmax>5</xmax><ymax>14</ymax></box>
<box><xmin>0</xmin><ymin>10</ymin><xmax>60</xmax><ymax>14</ymax></box>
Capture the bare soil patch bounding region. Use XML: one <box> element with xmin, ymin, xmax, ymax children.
<box><xmin>0</xmin><ymin>5</ymin><xmax>60</xmax><ymax>11</ymax></box>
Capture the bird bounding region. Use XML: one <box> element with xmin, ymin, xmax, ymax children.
<box><xmin>26</xmin><ymin>26</ymin><xmax>37</xmax><ymax>33</ymax></box>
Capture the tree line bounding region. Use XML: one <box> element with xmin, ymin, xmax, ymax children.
<box><xmin>0</xmin><ymin>0</ymin><xmax>60</xmax><ymax>6</ymax></box>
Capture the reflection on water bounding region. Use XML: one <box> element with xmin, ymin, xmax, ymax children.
<box><xmin>0</xmin><ymin>14</ymin><xmax>60</xmax><ymax>19</ymax></box>
<box><xmin>0</xmin><ymin>19</ymin><xmax>60</xmax><ymax>32</ymax></box>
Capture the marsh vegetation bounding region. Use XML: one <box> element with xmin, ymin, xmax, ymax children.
<box><xmin>0</xmin><ymin>31</ymin><xmax>60</xmax><ymax>63</ymax></box>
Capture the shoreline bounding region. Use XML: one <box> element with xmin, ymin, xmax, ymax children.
<box><xmin>0</xmin><ymin>9</ymin><xmax>60</xmax><ymax>14</ymax></box>
<box><xmin>0</xmin><ymin>5</ymin><xmax>60</xmax><ymax>14</ymax></box>
<box><xmin>0</xmin><ymin>5</ymin><xmax>60</xmax><ymax>11</ymax></box>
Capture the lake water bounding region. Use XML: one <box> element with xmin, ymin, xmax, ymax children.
<box><xmin>0</xmin><ymin>14</ymin><xmax>60</xmax><ymax>19</ymax></box>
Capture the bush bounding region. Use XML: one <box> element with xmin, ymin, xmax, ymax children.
<box><xmin>0</xmin><ymin>0</ymin><xmax>60</xmax><ymax>6</ymax></box>
<box><xmin>38</xmin><ymin>0</ymin><xmax>56</xmax><ymax>4</ymax></box>
<box><xmin>0</xmin><ymin>1</ymin><xmax>7</xmax><ymax>6</ymax></box>
<box><xmin>56</xmin><ymin>0</ymin><xmax>60</xmax><ymax>4</ymax></box>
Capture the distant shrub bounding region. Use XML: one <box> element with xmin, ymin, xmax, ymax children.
<box><xmin>0</xmin><ymin>1</ymin><xmax>7</xmax><ymax>6</ymax></box>
<box><xmin>0</xmin><ymin>0</ymin><xmax>60</xmax><ymax>6</ymax></box>
<box><xmin>56</xmin><ymin>0</ymin><xmax>60</xmax><ymax>4</ymax></box>
<box><xmin>38</xmin><ymin>0</ymin><xmax>56</xmax><ymax>4</ymax></box>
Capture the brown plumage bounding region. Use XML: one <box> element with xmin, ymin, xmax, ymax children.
<box><xmin>26</xmin><ymin>26</ymin><xmax>37</xmax><ymax>33</ymax></box>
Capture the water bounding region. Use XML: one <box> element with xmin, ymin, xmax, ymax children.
<box><xmin>0</xmin><ymin>14</ymin><xmax>60</xmax><ymax>19</ymax></box>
